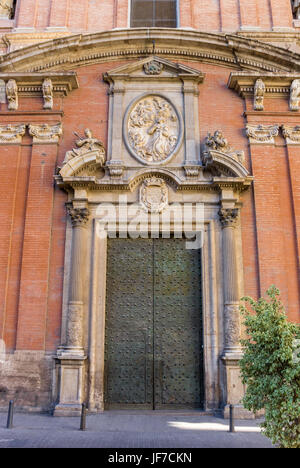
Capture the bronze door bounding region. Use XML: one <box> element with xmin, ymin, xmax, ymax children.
<box><xmin>104</xmin><ymin>238</ymin><xmax>204</xmax><ymax>409</ymax></box>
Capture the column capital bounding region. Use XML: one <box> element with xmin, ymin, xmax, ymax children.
<box><xmin>246</xmin><ymin>124</ymin><xmax>279</xmax><ymax>144</ymax></box>
<box><xmin>282</xmin><ymin>125</ymin><xmax>300</xmax><ymax>145</ymax></box>
<box><xmin>0</xmin><ymin>124</ymin><xmax>25</xmax><ymax>144</ymax></box>
<box><xmin>219</xmin><ymin>208</ymin><xmax>239</xmax><ymax>228</ymax></box>
<box><xmin>67</xmin><ymin>206</ymin><xmax>90</xmax><ymax>227</ymax></box>
<box><xmin>29</xmin><ymin>122</ymin><xmax>62</xmax><ymax>144</ymax></box>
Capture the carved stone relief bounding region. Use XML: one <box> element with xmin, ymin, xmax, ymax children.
<box><xmin>219</xmin><ymin>208</ymin><xmax>239</xmax><ymax>228</ymax></box>
<box><xmin>204</xmin><ymin>130</ymin><xmax>245</xmax><ymax>164</ymax></box>
<box><xmin>62</xmin><ymin>128</ymin><xmax>106</xmax><ymax>166</ymax></box>
<box><xmin>126</xmin><ymin>95</ymin><xmax>180</xmax><ymax>165</ymax></box>
<box><xmin>140</xmin><ymin>177</ymin><xmax>168</xmax><ymax>213</ymax></box>
<box><xmin>143</xmin><ymin>60</ymin><xmax>163</xmax><ymax>75</ymax></box>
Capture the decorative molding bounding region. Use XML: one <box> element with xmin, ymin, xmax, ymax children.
<box><xmin>0</xmin><ymin>124</ymin><xmax>25</xmax><ymax>144</ymax></box>
<box><xmin>254</xmin><ymin>79</ymin><xmax>265</xmax><ymax>110</ymax></box>
<box><xmin>29</xmin><ymin>123</ymin><xmax>63</xmax><ymax>144</ymax></box>
<box><xmin>62</xmin><ymin>129</ymin><xmax>106</xmax><ymax>167</ymax></box>
<box><xmin>42</xmin><ymin>78</ymin><xmax>53</xmax><ymax>110</ymax></box>
<box><xmin>6</xmin><ymin>79</ymin><xmax>18</xmax><ymax>110</ymax></box>
<box><xmin>290</xmin><ymin>79</ymin><xmax>300</xmax><ymax>111</ymax></box>
<box><xmin>282</xmin><ymin>125</ymin><xmax>300</xmax><ymax>144</ymax></box>
<box><xmin>140</xmin><ymin>177</ymin><xmax>168</xmax><ymax>213</ymax></box>
<box><xmin>245</xmin><ymin>124</ymin><xmax>279</xmax><ymax>144</ymax></box>
<box><xmin>67</xmin><ymin>206</ymin><xmax>90</xmax><ymax>227</ymax></box>
<box><xmin>218</xmin><ymin>208</ymin><xmax>239</xmax><ymax>228</ymax></box>
<box><xmin>1</xmin><ymin>30</ymin><xmax>299</xmax><ymax>74</ymax></box>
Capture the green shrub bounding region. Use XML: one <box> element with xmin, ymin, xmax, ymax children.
<box><xmin>239</xmin><ymin>286</ymin><xmax>300</xmax><ymax>448</ymax></box>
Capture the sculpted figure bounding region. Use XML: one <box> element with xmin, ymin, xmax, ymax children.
<box><xmin>62</xmin><ymin>128</ymin><xmax>106</xmax><ymax>166</ymax></box>
<box><xmin>293</xmin><ymin>0</ymin><xmax>300</xmax><ymax>19</ymax></box>
<box><xmin>205</xmin><ymin>130</ymin><xmax>231</xmax><ymax>152</ymax></box>
<box><xmin>204</xmin><ymin>130</ymin><xmax>245</xmax><ymax>164</ymax></box>
<box><xmin>254</xmin><ymin>79</ymin><xmax>265</xmax><ymax>111</ymax></box>
<box><xmin>290</xmin><ymin>79</ymin><xmax>300</xmax><ymax>111</ymax></box>
<box><xmin>43</xmin><ymin>78</ymin><xmax>53</xmax><ymax>110</ymax></box>
<box><xmin>6</xmin><ymin>79</ymin><xmax>18</xmax><ymax>110</ymax></box>
<box><xmin>0</xmin><ymin>0</ymin><xmax>14</xmax><ymax>18</ymax></box>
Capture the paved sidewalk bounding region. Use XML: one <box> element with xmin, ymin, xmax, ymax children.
<box><xmin>0</xmin><ymin>411</ymin><xmax>273</xmax><ymax>448</ymax></box>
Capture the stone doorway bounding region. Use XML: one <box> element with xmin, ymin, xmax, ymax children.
<box><xmin>104</xmin><ymin>237</ymin><xmax>204</xmax><ymax>410</ymax></box>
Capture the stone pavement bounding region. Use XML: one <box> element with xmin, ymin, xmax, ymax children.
<box><xmin>0</xmin><ymin>411</ymin><xmax>274</xmax><ymax>448</ymax></box>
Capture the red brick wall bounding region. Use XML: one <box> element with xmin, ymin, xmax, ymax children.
<box><xmin>12</xmin><ymin>0</ymin><xmax>294</xmax><ymax>33</ymax></box>
<box><xmin>0</xmin><ymin>60</ymin><xmax>299</xmax><ymax>356</ymax></box>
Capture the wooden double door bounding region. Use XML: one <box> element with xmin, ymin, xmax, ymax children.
<box><xmin>104</xmin><ymin>238</ymin><xmax>204</xmax><ymax>409</ymax></box>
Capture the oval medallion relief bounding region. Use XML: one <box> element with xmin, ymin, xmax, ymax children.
<box><xmin>125</xmin><ymin>95</ymin><xmax>181</xmax><ymax>165</ymax></box>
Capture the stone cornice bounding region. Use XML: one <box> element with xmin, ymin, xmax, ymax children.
<box><xmin>0</xmin><ymin>72</ymin><xmax>78</xmax><ymax>97</ymax></box>
<box><xmin>228</xmin><ymin>72</ymin><xmax>300</xmax><ymax>97</ymax></box>
<box><xmin>0</xmin><ymin>29</ymin><xmax>300</xmax><ymax>73</ymax></box>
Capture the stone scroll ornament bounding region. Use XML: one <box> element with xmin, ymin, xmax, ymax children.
<box><xmin>62</xmin><ymin>128</ymin><xmax>106</xmax><ymax>166</ymax></box>
<box><xmin>127</xmin><ymin>96</ymin><xmax>179</xmax><ymax>164</ymax></box>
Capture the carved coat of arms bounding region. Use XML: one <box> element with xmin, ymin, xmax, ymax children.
<box><xmin>140</xmin><ymin>177</ymin><xmax>168</xmax><ymax>213</ymax></box>
<box><xmin>127</xmin><ymin>96</ymin><xmax>180</xmax><ymax>164</ymax></box>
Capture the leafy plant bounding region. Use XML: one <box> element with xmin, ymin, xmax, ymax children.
<box><xmin>239</xmin><ymin>286</ymin><xmax>300</xmax><ymax>448</ymax></box>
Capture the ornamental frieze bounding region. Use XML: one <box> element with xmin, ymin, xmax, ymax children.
<box><xmin>126</xmin><ymin>95</ymin><xmax>180</xmax><ymax>165</ymax></box>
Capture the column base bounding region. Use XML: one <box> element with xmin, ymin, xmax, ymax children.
<box><xmin>222</xmin><ymin>404</ymin><xmax>255</xmax><ymax>420</ymax></box>
<box><xmin>53</xmin><ymin>404</ymin><xmax>83</xmax><ymax>417</ymax></box>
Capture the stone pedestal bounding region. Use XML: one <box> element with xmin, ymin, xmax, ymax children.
<box><xmin>54</xmin><ymin>205</ymin><xmax>90</xmax><ymax>416</ymax></box>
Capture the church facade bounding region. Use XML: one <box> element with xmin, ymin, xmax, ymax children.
<box><xmin>0</xmin><ymin>0</ymin><xmax>299</xmax><ymax>417</ymax></box>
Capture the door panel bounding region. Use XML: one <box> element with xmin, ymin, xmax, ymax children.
<box><xmin>104</xmin><ymin>238</ymin><xmax>204</xmax><ymax>409</ymax></box>
<box><xmin>153</xmin><ymin>238</ymin><xmax>203</xmax><ymax>408</ymax></box>
<box><xmin>104</xmin><ymin>238</ymin><xmax>154</xmax><ymax>408</ymax></box>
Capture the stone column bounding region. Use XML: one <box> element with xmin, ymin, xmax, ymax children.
<box><xmin>54</xmin><ymin>205</ymin><xmax>90</xmax><ymax>416</ymax></box>
<box><xmin>219</xmin><ymin>208</ymin><xmax>249</xmax><ymax>418</ymax></box>
<box><xmin>219</xmin><ymin>208</ymin><xmax>242</xmax><ymax>355</ymax></box>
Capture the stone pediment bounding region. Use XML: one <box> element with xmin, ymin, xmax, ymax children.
<box><xmin>103</xmin><ymin>56</ymin><xmax>205</xmax><ymax>83</ymax></box>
